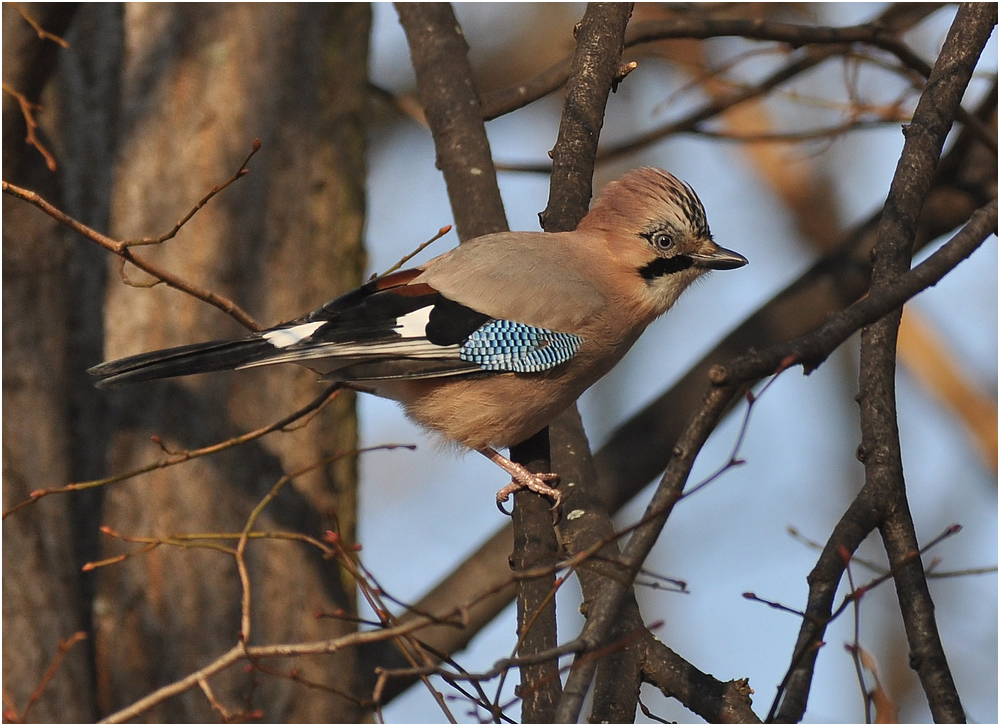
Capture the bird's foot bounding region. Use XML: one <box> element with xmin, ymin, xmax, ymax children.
<box><xmin>495</xmin><ymin>471</ymin><xmax>561</xmax><ymax>514</ymax></box>
<box><xmin>478</xmin><ymin>446</ymin><xmax>562</xmax><ymax>517</ymax></box>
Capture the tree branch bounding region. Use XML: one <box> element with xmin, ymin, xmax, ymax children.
<box><xmin>540</xmin><ymin>2</ymin><xmax>634</xmax><ymax>232</ymax></box>
<box><xmin>518</xmin><ymin>3</ymin><xmax>636</xmax><ymax>718</ymax></box>
<box><xmin>529</xmin><ymin>3</ymin><xmax>636</xmax><ymax>721</ymax></box>
<box><xmin>395</xmin><ymin>2</ymin><xmax>507</xmax><ymax>240</ymax></box>
<box><xmin>639</xmin><ymin>631</ymin><xmax>760</xmax><ymax>724</ymax></box>
<box><xmin>1</xmin><ymin>179</ymin><xmax>263</xmax><ymax>331</ymax></box>
<box><xmin>481</xmin><ymin>5</ymin><xmax>948</xmax><ymax>121</ymax></box>
<box><xmin>857</xmin><ymin>4</ymin><xmax>993</xmax><ymax>721</ymax></box>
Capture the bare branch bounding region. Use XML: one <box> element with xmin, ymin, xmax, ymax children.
<box><xmin>123</xmin><ymin>139</ymin><xmax>262</xmax><ymax>247</ymax></box>
<box><xmin>2</xmin><ymin>385</ymin><xmax>344</xmax><ymax>519</ymax></box>
<box><xmin>11</xmin><ymin>2</ymin><xmax>70</xmax><ymax>48</ymax></box>
<box><xmin>852</xmin><ymin>5</ymin><xmax>995</xmax><ymax>721</ymax></box>
<box><xmin>99</xmin><ymin>616</ymin><xmax>452</xmax><ymax>725</ymax></box>
<box><xmin>16</xmin><ymin>632</ymin><xmax>88</xmax><ymax>723</ymax></box>
<box><xmin>533</xmin><ymin>3</ymin><xmax>635</xmax><ymax>721</ymax></box>
<box><xmin>481</xmin><ymin>6</ymin><xmax>944</xmax><ymax>120</ymax></box>
<box><xmin>1</xmin><ymin>82</ymin><xmax>57</xmax><ymax>171</ymax></box>
<box><xmin>1</xmin><ymin>179</ymin><xmax>263</xmax><ymax>330</ymax></box>
<box><xmin>395</xmin><ymin>2</ymin><xmax>507</xmax><ymax>240</ymax></box>
<box><xmin>639</xmin><ymin>632</ymin><xmax>760</xmax><ymax>724</ymax></box>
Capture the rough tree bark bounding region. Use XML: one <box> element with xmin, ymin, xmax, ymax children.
<box><xmin>2</xmin><ymin>4</ymin><xmax>95</xmax><ymax>722</ymax></box>
<box><xmin>4</xmin><ymin>4</ymin><xmax>369</xmax><ymax>722</ymax></box>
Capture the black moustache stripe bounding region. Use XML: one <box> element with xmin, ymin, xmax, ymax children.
<box><xmin>639</xmin><ymin>255</ymin><xmax>693</xmax><ymax>280</ymax></box>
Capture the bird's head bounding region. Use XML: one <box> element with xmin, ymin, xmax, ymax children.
<box><xmin>578</xmin><ymin>167</ymin><xmax>747</xmax><ymax>314</ymax></box>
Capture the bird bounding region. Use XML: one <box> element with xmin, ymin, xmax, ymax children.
<box><xmin>89</xmin><ymin>167</ymin><xmax>747</xmax><ymax>510</ymax></box>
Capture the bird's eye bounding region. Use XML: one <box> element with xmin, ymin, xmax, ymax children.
<box><xmin>650</xmin><ymin>231</ymin><xmax>674</xmax><ymax>250</ymax></box>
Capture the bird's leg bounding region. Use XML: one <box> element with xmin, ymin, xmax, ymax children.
<box><xmin>478</xmin><ymin>446</ymin><xmax>561</xmax><ymax>512</ymax></box>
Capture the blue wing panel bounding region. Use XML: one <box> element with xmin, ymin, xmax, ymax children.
<box><xmin>459</xmin><ymin>320</ymin><xmax>583</xmax><ymax>373</ymax></box>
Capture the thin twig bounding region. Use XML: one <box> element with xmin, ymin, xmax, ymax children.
<box><xmin>2</xmin><ymin>141</ymin><xmax>264</xmax><ymax>330</ymax></box>
<box><xmin>2</xmin><ymin>385</ymin><xmax>344</xmax><ymax>519</ymax></box>
<box><xmin>843</xmin><ymin>552</ymin><xmax>873</xmax><ymax>724</ymax></box>
<box><xmin>19</xmin><ymin>632</ymin><xmax>88</xmax><ymax>723</ymax></box>
<box><xmin>12</xmin><ymin>2</ymin><xmax>69</xmax><ymax>47</ymax></box>
<box><xmin>481</xmin><ymin>9</ymin><xmax>944</xmax><ymax>120</ymax></box>
<box><xmin>99</xmin><ymin>616</ymin><xmax>449</xmax><ymax>724</ymax></box>
<box><xmin>235</xmin><ymin>445</ymin><xmax>417</xmax><ymax>644</ymax></box>
<box><xmin>324</xmin><ymin>521</ymin><xmax>460</xmax><ymax>723</ymax></box>
<box><xmin>372</xmin><ymin>225</ymin><xmax>452</xmax><ymax>280</ymax></box>
<box><xmin>2</xmin><ymin>82</ymin><xmax>57</xmax><ymax>171</ymax></box>
<box><xmin>124</xmin><ymin>139</ymin><xmax>263</xmax><ymax>247</ymax></box>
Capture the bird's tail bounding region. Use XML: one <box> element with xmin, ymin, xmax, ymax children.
<box><xmin>88</xmin><ymin>337</ymin><xmax>275</xmax><ymax>389</ymax></box>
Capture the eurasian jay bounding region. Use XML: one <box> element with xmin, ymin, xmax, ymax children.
<box><xmin>89</xmin><ymin>168</ymin><xmax>747</xmax><ymax>508</ymax></box>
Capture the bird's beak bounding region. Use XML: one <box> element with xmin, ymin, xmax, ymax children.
<box><xmin>690</xmin><ymin>244</ymin><xmax>748</xmax><ymax>270</ymax></box>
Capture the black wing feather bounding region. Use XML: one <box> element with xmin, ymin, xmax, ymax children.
<box><xmin>87</xmin><ymin>338</ymin><xmax>274</xmax><ymax>388</ymax></box>
<box><xmin>88</xmin><ymin>269</ymin><xmax>500</xmax><ymax>388</ymax></box>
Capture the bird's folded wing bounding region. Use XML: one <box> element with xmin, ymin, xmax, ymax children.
<box><xmin>246</xmin><ymin>266</ymin><xmax>583</xmax><ymax>381</ymax></box>
<box><xmin>89</xmin><ymin>263</ymin><xmax>587</xmax><ymax>387</ymax></box>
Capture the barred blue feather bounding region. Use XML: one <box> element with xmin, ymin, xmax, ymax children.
<box><xmin>459</xmin><ymin>319</ymin><xmax>583</xmax><ymax>373</ymax></box>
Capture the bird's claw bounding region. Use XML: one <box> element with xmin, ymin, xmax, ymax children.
<box><xmin>495</xmin><ymin>472</ymin><xmax>562</xmax><ymax>520</ymax></box>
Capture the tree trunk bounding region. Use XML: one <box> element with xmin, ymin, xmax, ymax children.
<box><xmin>3</xmin><ymin>4</ymin><xmax>96</xmax><ymax>723</ymax></box>
<box><xmin>4</xmin><ymin>4</ymin><xmax>369</xmax><ymax>722</ymax></box>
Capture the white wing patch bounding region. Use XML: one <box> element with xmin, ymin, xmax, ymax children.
<box><xmin>395</xmin><ymin>306</ymin><xmax>433</xmax><ymax>338</ymax></box>
<box><xmin>246</xmin><ymin>304</ymin><xmax>447</xmax><ymax>373</ymax></box>
<box><xmin>263</xmin><ymin>322</ymin><xmax>325</xmax><ymax>348</ymax></box>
